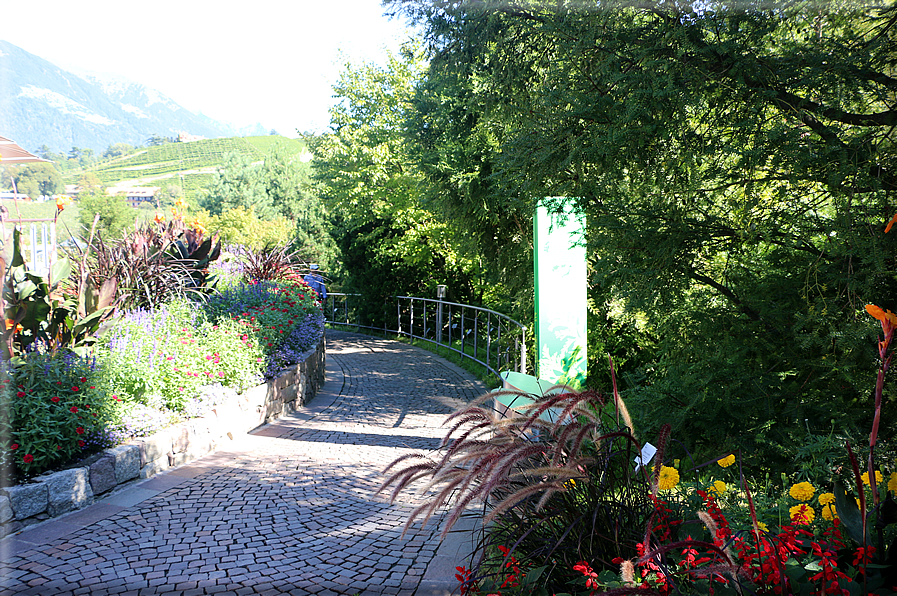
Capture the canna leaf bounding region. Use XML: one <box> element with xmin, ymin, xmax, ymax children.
<box><xmin>834</xmin><ymin>479</ymin><xmax>870</xmax><ymax>546</ymax></box>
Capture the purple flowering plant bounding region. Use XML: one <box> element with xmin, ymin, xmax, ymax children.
<box><xmin>98</xmin><ymin>298</ymin><xmax>266</xmax><ymax>411</ymax></box>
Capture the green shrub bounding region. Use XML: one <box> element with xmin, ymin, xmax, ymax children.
<box><xmin>2</xmin><ymin>352</ymin><xmax>118</xmax><ymax>480</ymax></box>
<box><xmin>197</xmin><ymin>207</ymin><xmax>293</xmax><ymax>250</ymax></box>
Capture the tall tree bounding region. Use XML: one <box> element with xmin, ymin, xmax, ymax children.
<box><xmin>102</xmin><ymin>143</ymin><xmax>135</xmax><ymax>160</ymax></box>
<box><xmin>200</xmin><ymin>152</ymin><xmax>276</xmax><ymax>220</ymax></box>
<box><xmin>6</xmin><ymin>163</ymin><xmax>63</xmax><ymax>198</ymax></box>
<box><xmin>313</xmin><ymin>43</ymin><xmax>482</xmax><ymax>322</ymax></box>
<box><xmin>261</xmin><ymin>142</ymin><xmax>302</xmax><ymax>219</ymax></box>
<box><xmin>387</xmin><ymin>0</ymin><xmax>897</xmax><ymax>464</ymax></box>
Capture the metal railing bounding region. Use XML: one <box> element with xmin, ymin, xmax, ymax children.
<box><xmin>324</xmin><ymin>293</ymin><xmax>529</xmax><ymax>378</ymax></box>
<box><xmin>0</xmin><ymin>218</ymin><xmax>57</xmax><ymax>276</ymax></box>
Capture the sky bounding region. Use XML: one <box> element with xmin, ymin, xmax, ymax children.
<box><xmin>1</xmin><ymin>0</ymin><xmax>416</xmax><ymax>137</ymax></box>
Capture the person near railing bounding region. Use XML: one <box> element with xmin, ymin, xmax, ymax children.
<box><xmin>304</xmin><ymin>264</ymin><xmax>328</xmax><ymax>302</ymax></box>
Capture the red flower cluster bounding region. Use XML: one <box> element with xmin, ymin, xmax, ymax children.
<box><xmin>573</xmin><ymin>560</ymin><xmax>599</xmax><ymax>590</ymax></box>
<box><xmin>455</xmin><ymin>566</ymin><xmax>474</xmax><ymax>595</ymax></box>
<box><xmin>496</xmin><ymin>545</ymin><xmax>521</xmax><ymax>589</ymax></box>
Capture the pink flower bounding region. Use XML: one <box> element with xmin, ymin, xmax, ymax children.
<box><xmin>76</xmin><ymin>427</ymin><xmax>84</xmax><ymax>435</ymax></box>
<box><xmin>51</xmin><ymin>396</ymin><xmax>60</xmax><ymax>403</ymax></box>
<box><xmin>10</xmin><ymin>443</ymin><xmax>19</xmax><ymax>450</ymax></box>
<box><xmin>15</xmin><ymin>391</ymin><xmax>25</xmax><ymax>398</ymax></box>
<box><xmin>70</xmin><ymin>406</ymin><xmax>78</xmax><ymax>413</ymax></box>
<box><xmin>22</xmin><ymin>454</ymin><xmax>33</xmax><ymax>464</ymax></box>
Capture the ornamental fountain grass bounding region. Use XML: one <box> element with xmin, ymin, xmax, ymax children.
<box><xmin>380</xmin><ymin>306</ymin><xmax>897</xmax><ymax>595</ymax></box>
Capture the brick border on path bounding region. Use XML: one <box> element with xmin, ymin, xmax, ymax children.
<box><xmin>0</xmin><ymin>331</ymin><xmax>486</xmax><ymax>595</ymax></box>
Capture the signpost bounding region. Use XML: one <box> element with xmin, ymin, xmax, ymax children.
<box><xmin>534</xmin><ymin>203</ymin><xmax>587</xmax><ymax>388</ymax></box>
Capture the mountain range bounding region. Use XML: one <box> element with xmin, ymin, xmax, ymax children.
<box><xmin>0</xmin><ymin>40</ymin><xmax>266</xmax><ymax>155</ymax></box>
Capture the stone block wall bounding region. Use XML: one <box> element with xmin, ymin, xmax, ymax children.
<box><xmin>0</xmin><ymin>337</ymin><xmax>325</xmax><ymax>537</ymax></box>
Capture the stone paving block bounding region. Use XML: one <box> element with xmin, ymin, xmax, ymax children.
<box><xmin>47</xmin><ymin>468</ymin><xmax>93</xmax><ymax>517</ymax></box>
<box><xmin>4</xmin><ymin>481</ymin><xmax>49</xmax><ymax>520</ymax></box>
<box><xmin>107</xmin><ymin>445</ymin><xmax>141</xmax><ymax>484</ymax></box>
<box><xmin>89</xmin><ymin>456</ymin><xmax>117</xmax><ymax>495</ymax></box>
<box><xmin>0</xmin><ymin>332</ymin><xmax>486</xmax><ymax>595</ymax></box>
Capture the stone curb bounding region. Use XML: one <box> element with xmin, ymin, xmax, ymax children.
<box><xmin>0</xmin><ymin>337</ymin><xmax>325</xmax><ymax>537</ymax></box>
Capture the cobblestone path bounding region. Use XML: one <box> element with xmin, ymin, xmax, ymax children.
<box><xmin>0</xmin><ymin>331</ymin><xmax>486</xmax><ymax>596</ymax></box>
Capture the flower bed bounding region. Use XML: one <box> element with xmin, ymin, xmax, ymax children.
<box><xmin>382</xmin><ymin>305</ymin><xmax>897</xmax><ymax>596</ymax></box>
<box><xmin>0</xmin><ymin>336</ymin><xmax>324</xmax><ymax>537</ymax></box>
<box><xmin>2</xmin><ymin>278</ymin><xmax>324</xmax><ymax>482</ymax></box>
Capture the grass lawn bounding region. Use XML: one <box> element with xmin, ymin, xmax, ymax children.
<box><xmin>1</xmin><ymin>199</ymin><xmax>81</xmax><ymax>239</ymax></box>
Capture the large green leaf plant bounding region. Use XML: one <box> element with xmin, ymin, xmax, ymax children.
<box><xmin>1</xmin><ymin>228</ymin><xmax>115</xmax><ymax>361</ymax></box>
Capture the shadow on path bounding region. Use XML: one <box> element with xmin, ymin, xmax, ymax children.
<box><xmin>0</xmin><ymin>330</ymin><xmax>486</xmax><ymax>596</ymax></box>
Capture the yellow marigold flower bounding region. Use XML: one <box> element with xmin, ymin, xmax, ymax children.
<box><xmin>821</xmin><ymin>503</ymin><xmax>837</xmax><ymax>521</ymax></box>
<box><xmin>818</xmin><ymin>492</ymin><xmax>835</xmax><ymax>506</ymax></box>
<box><xmin>862</xmin><ymin>471</ymin><xmax>883</xmax><ymax>486</ymax></box>
<box><xmin>717</xmin><ymin>454</ymin><xmax>735</xmax><ymax>468</ymax></box>
<box><xmin>756</xmin><ymin>521</ymin><xmax>768</xmax><ymax>532</ymax></box>
<box><xmin>657</xmin><ymin>465</ymin><xmax>679</xmax><ymax>491</ymax></box>
<box><xmin>789</xmin><ymin>482</ymin><xmax>815</xmax><ymax>501</ymax></box>
<box><xmin>789</xmin><ymin>504</ymin><xmax>815</xmax><ymax>525</ymax></box>
<box><xmin>889</xmin><ymin>472</ymin><xmax>897</xmax><ymax>495</ymax></box>
<box><xmin>709</xmin><ymin>480</ymin><xmax>727</xmax><ymax>497</ymax></box>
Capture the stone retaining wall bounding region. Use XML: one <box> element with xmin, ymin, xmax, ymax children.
<box><xmin>0</xmin><ymin>337</ymin><xmax>325</xmax><ymax>537</ymax></box>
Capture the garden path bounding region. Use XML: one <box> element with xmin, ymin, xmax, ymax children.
<box><xmin>0</xmin><ymin>330</ymin><xmax>486</xmax><ymax>596</ymax></box>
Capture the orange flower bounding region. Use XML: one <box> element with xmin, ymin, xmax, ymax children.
<box><xmin>866</xmin><ymin>304</ymin><xmax>897</xmax><ymax>326</ymax></box>
<box><xmin>55</xmin><ymin>195</ymin><xmax>71</xmax><ymax>211</ymax></box>
<box><xmin>154</xmin><ymin>211</ymin><xmax>165</xmax><ymax>224</ymax></box>
<box><xmin>886</xmin><ymin>212</ymin><xmax>897</xmax><ymax>233</ymax></box>
<box><xmin>5</xmin><ymin>319</ymin><xmax>22</xmax><ymax>332</ymax></box>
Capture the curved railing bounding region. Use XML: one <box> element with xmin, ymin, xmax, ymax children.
<box><xmin>323</xmin><ymin>293</ymin><xmax>529</xmax><ymax>378</ymax></box>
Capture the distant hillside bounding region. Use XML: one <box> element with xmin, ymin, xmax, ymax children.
<box><xmin>0</xmin><ymin>40</ymin><xmax>229</xmax><ymax>154</ymax></box>
<box><xmin>75</xmin><ymin>135</ymin><xmax>309</xmax><ymax>194</ymax></box>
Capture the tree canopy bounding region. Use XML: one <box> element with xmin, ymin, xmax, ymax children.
<box><xmin>200</xmin><ymin>152</ymin><xmax>276</xmax><ymax>220</ymax></box>
<box><xmin>378</xmin><ymin>0</ymin><xmax>897</xmax><ymax>465</ymax></box>
<box><xmin>313</xmin><ymin>44</ymin><xmax>487</xmax><ymax>323</ymax></box>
